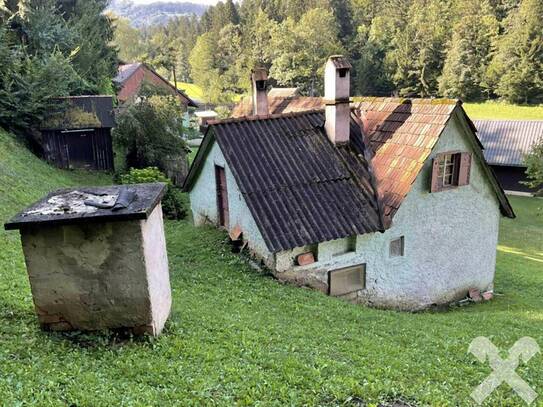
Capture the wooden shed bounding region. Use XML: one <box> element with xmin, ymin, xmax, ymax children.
<box><xmin>474</xmin><ymin>120</ymin><xmax>543</xmax><ymax>193</ymax></box>
<box><xmin>40</xmin><ymin>96</ymin><xmax>115</xmax><ymax>171</ymax></box>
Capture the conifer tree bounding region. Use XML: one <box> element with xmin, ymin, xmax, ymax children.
<box><xmin>486</xmin><ymin>0</ymin><xmax>543</xmax><ymax>103</ymax></box>
<box><xmin>439</xmin><ymin>0</ymin><xmax>499</xmax><ymax>100</ymax></box>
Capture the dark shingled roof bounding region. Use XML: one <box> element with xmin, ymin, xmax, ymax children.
<box><xmin>474</xmin><ymin>120</ymin><xmax>543</xmax><ymax>167</ymax></box>
<box><xmin>185</xmin><ymin>111</ymin><xmax>384</xmax><ymax>252</ymax></box>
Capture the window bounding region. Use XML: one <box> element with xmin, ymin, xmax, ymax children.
<box><xmin>332</xmin><ymin>236</ymin><xmax>357</xmax><ymax>257</ymax></box>
<box><xmin>390</xmin><ymin>236</ymin><xmax>404</xmax><ymax>257</ymax></box>
<box><xmin>328</xmin><ymin>264</ymin><xmax>366</xmax><ymax>296</ymax></box>
<box><xmin>438</xmin><ymin>153</ymin><xmax>459</xmax><ymax>187</ymax></box>
<box><xmin>431</xmin><ymin>152</ymin><xmax>471</xmax><ymax>192</ymax></box>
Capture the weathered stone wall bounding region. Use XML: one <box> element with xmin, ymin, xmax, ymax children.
<box><xmin>189</xmin><ymin>142</ymin><xmax>272</xmax><ymax>263</ymax></box>
<box><xmin>20</xmin><ymin>204</ymin><xmax>171</xmax><ymax>335</ymax></box>
<box><xmin>274</xmin><ymin>115</ymin><xmax>502</xmax><ymax>310</ymax></box>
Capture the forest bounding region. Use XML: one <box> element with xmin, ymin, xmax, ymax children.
<box><xmin>113</xmin><ymin>0</ymin><xmax>543</xmax><ymax>105</ymax></box>
<box><xmin>0</xmin><ymin>0</ymin><xmax>541</xmax><ymax>137</ymax></box>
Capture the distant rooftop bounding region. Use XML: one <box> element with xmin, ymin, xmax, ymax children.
<box><xmin>41</xmin><ymin>96</ymin><xmax>115</xmax><ymax>130</ymax></box>
<box><xmin>113</xmin><ymin>62</ymin><xmax>141</xmax><ymax>84</ymax></box>
<box><xmin>474</xmin><ymin>120</ymin><xmax>543</xmax><ymax>167</ymax></box>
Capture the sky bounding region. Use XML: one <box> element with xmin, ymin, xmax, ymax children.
<box><xmin>131</xmin><ymin>0</ymin><xmax>220</xmax><ymax>4</ymax></box>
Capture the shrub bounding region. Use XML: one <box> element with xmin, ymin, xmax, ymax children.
<box><xmin>113</xmin><ymin>95</ymin><xmax>187</xmax><ymax>173</ymax></box>
<box><xmin>120</xmin><ymin>167</ymin><xmax>186</xmax><ymax>220</ymax></box>
<box><xmin>523</xmin><ymin>139</ymin><xmax>543</xmax><ymax>196</ymax></box>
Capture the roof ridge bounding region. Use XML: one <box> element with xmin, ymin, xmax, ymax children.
<box><xmin>353</xmin><ymin>97</ymin><xmax>460</xmax><ymax>105</ymax></box>
<box><xmin>208</xmin><ymin>109</ymin><xmax>325</xmax><ymax>126</ymax></box>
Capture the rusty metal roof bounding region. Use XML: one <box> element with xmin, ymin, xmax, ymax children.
<box><xmin>474</xmin><ymin>120</ymin><xmax>543</xmax><ymax>167</ymax></box>
<box><xmin>354</xmin><ymin>98</ymin><xmax>459</xmax><ymax>221</ymax></box>
<box><xmin>232</xmin><ymin>96</ymin><xmax>324</xmax><ymax>118</ymax></box>
<box><xmin>185</xmin><ymin>111</ymin><xmax>384</xmax><ymax>252</ymax></box>
<box><xmin>354</xmin><ymin>97</ymin><xmax>513</xmax><ymax>220</ymax></box>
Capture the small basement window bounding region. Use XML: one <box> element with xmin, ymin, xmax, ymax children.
<box><xmin>390</xmin><ymin>236</ymin><xmax>404</xmax><ymax>257</ymax></box>
<box><xmin>329</xmin><ymin>264</ymin><xmax>366</xmax><ymax>296</ymax></box>
<box><xmin>332</xmin><ymin>235</ymin><xmax>357</xmax><ymax>257</ymax></box>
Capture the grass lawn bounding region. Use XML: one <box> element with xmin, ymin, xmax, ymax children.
<box><xmin>1</xmin><ymin>129</ymin><xmax>542</xmax><ymax>406</ymax></box>
<box><xmin>463</xmin><ymin>101</ymin><xmax>543</xmax><ymax>120</ymax></box>
<box><xmin>178</xmin><ymin>82</ymin><xmax>205</xmax><ymax>102</ymax></box>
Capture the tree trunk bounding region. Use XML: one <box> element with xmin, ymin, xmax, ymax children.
<box><xmin>172</xmin><ymin>66</ymin><xmax>178</xmax><ymax>91</ymax></box>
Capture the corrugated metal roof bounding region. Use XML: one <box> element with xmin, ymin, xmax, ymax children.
<box><xmin>474</xmin><ymin>120</ymin><xmax>543</xmax><ymax>167</ymax></box>
<box><xmin>190</xmin><ymin>111</ymin><xmax>384</xmax><ymax>252</ymax></box>
<box><xmin>232</xmin><ymin>96</ymin><xmax>324</xmax><ymax>118</ymax></box>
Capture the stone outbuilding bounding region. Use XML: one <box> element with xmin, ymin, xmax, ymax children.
<box><xmin>184</xmin><ymin>56</ymin><xmax>515</xmax><ymax>310</ymax></box>
<box><xmin>4</xmin><ymin>183</ymin><xmax>171</xmax><ymax>336</ymax></box>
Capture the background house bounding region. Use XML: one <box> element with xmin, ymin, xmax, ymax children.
<box><xmin>40</xmin><ymin>96</ymin><xmax>115</xmax><ymax>171</ymax></box>
<box><xmin>114</xmin><ymin>63</ymin><xmax>198</xmax><ymax>108</ymax></box>
<box><xmin>185</xmin><ymin>56</ymin><xmax>514</xmax><ymax>310</ymax></box>
<box><xmin>474</xmin><ymin>120</ymin><xmax>543</xmax><ymax>194</ymax></box>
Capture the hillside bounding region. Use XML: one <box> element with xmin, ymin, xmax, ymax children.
<box><xmin>0</xmin><ymin>131</ymin><xmax>112</xmax><ymax>222</ymax></box>
<box><xmin>108</xmin><ymin>0</ymin><xmax>208</xmax><ymax>27</ymax></box>
<box><xmin>1</xmin><ymin>128</ymin><xmax>543</xmax><ymax>405</ymax></box>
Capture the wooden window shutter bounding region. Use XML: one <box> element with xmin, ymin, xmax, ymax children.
<box><xmin>458</xmin><ymin>152</ymin><xmax>471</xmax><ymax>186</ymax></box>
<box><xmin>430</xmin><ymin>155</ymin><xmax>441</xmax><ymax>192</ymax></box>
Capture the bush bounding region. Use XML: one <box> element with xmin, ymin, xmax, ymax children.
<box><xmin>112</xmin><ymin>95</ymin><xmax>187</xmax><ymax>173</ymax></box>
<box><xmin>523</xmin><ymin>139</ymin><xmax>543</xmax><ymax>196</ymax></box>
<box><xmin>120</xmin><ymin>167</ymin><xmax>186</xmax><ymax>220</ymax></box>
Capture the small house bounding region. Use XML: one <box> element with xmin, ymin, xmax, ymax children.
<box><xmin>41</xmin><ymin>96</ymin><xmax>115</xmax><ymax>171</ymax></box>
<box><xmin>474</xmin><ymin>120</ymin><xmax>543</xmax><ymax>194</ymax></box>
<box><xmin>184</xmin><ymin>56</ymin><xmax>514</xmax><ymax>310</ymax></box>
<box><xmin>114</xmin><ymin>63</ymin><xmax>198</xmax><ymax>108</ymax></box>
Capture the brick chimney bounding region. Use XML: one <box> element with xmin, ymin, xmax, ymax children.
<box><xmin>324</xmin><ymin>55</ymin><xmax>352</xmax><ymax>145</ymax></box>
<box><xmin>251</xmin><ymin>67</ymin><xmax>269</xmax><ymax>116</ymax></box>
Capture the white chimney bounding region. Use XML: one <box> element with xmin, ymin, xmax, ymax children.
<box><xmin>251</xmin><ymin>67</ymin><xmax>269</xmax><ymax>116</ymax></box>
<box><xmin>324</xmin><ymin>55</ymin><xmax>352</xmax><ymax>145</ymax></box>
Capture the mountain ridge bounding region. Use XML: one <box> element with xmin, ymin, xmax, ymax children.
<box><xmin>107</xmin><ymin>0</ymin><xmax>208</xmax><ymax>27</ymax></box>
